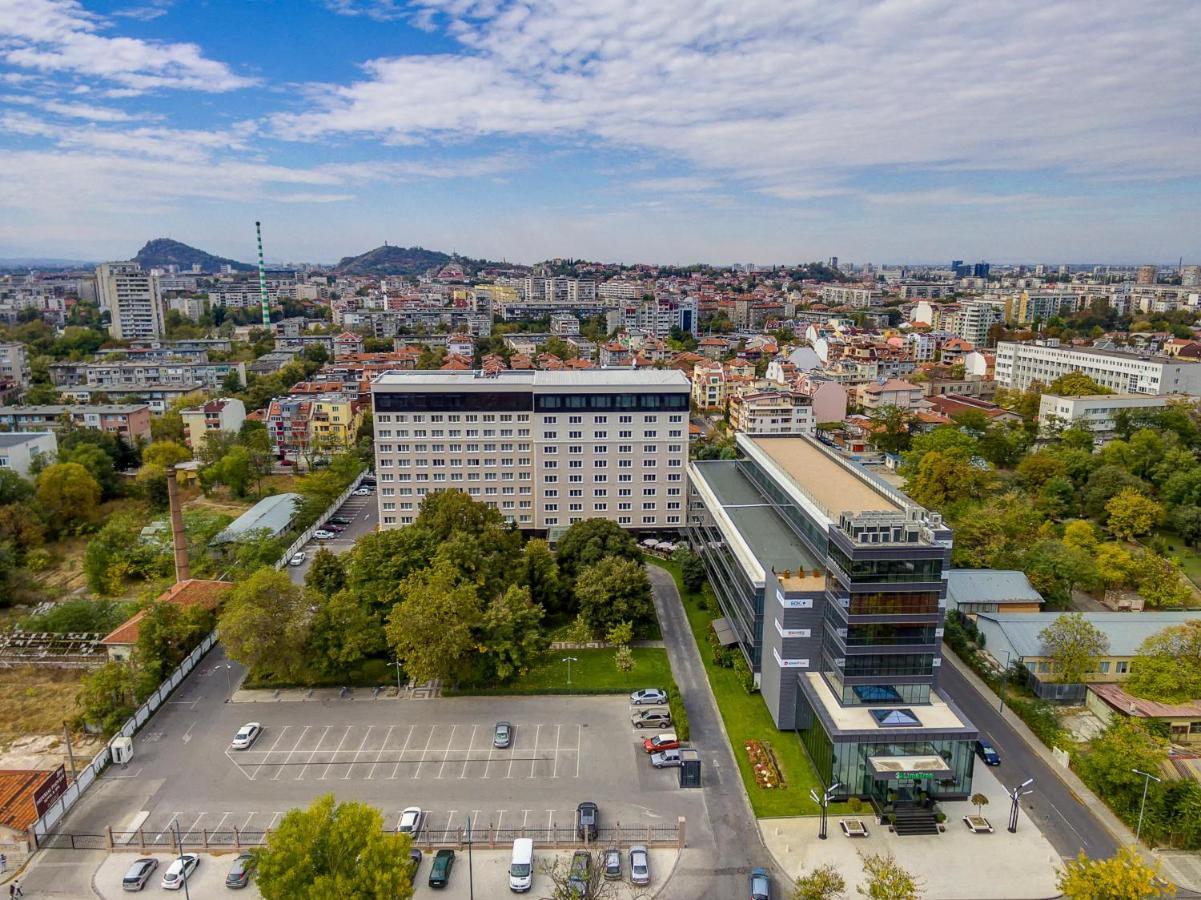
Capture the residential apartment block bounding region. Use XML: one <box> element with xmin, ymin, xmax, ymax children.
<box><xmin>96</xmin><ymin>262</ymin><xmax>165</xmax><ymax>340</ymax></box>
<box><xmin>0</xmin><ymin>431</ymin><xmax>57</xmax><ymax>477</ymax></box>
<box><xmin>947</xmin><ymin>300</ymin><xmax>1004</xmax><ymax>346</ymax></box>
<box><xmin>608</xmin><ymin>297</ymin><xmax>699</xmax><ymax>337</ymax></box>
<box><xmin>49</xmin><ymin>360</ymin><xmax>246</xmax><ymax>392</ymax></box>
<box><xmin>0</xmin><ymin>404</ymin><xmax>152</xmax><ymax>443</ymax></box>
<box><xmin>729</xmin><ymin>390</ymin><xmax>815</xmax><ymax>436</ymax></box>
<box><xmin>1037</xmin><ymin>392</ymin><xmax>1187</xmax><ymax>440</ymax></box>
<box><xmin>996</xmin><ymin>340</ymin><xmax>1201</xmax><ymax>395</ymax></box>
<box><xmin>819</xmin><ymin>285</ymin><xmax>882</xmax><ymax>308</ymax></box>
<box><xmin>180</xmin><ymin>397</ymin><xmax>247</xmax><ymax>453</ymax></box>
<box><xmin>0</xmin><ymin>342</ymin><xmax>30</xmax><ymax>389</ymax></box>
<box><xmin>371</xmin><ymin>369</ymin><xmax>691</xmax><ymax>533</ymax></box>
<box><xmin>688</xmin><ymin>434</ymin><xmax>977</xmax><ymax>804</ymax></box>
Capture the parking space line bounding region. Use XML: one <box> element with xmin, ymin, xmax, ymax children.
<box><xmin>291</xmin><ymin>725</ymin><xmax>327</xmax><ymax>781</ymax></box>
<box><xmin>271</xmin><ymin>725</ymin><xmax>310</xmax><ymax>781</ymax></box>
<box><xmin>468</xmin><ymin>810</ymin><xmax>480</xmax><ymax>840</ymax></box>
<box><xmin>575</xmin><ymin>725</ymin><xmax>582</xmax><ymax>778</ymax></box>
<box><xmin>527</xmin><ymin>725</ymin><xmax>542</xmax><ymax>778</ymax></box>
<box><xmin>154</xmin><ymin>813</ymin><xmax>181</xmax><ymax>842</ymax></box>
<box><xmin>552</xmin><ymin>724</ymin><xmax>562</xmax><ymax>778</ymax></box>
<box><xmin>343</xmin><ymin>725</ymin><xmax>374</xmax><ymax>780</ymax></box>
<box><xmin>444</xmin><ymin>810</ymin><xmax>458</xmax><ymax>837</ymax></box>
<box><xmin>435</xmin><ymin>724</ymin><xmax>458</xmax><ymax>779</ymax></box>
<box><xmin>390</xmin><ymin>725</ymin><xmax>415</xmax><ymax>779</ymax></box>
<box><xmin>182</xmin><ymin>812</ymin><xmax>205</xmax><ymax>843</ymax></box>
<box><xmin>320</xmin><ymin>726</ymin><xmax>354</xmax><ymax>780</ymax></box>
<box><xmin>240</xmin><ymin>813</ymin><xmax>255</xmax><ymax>832</ymax></box>
<box><xmin>412</xmin><ymin>726</ymin><xmax>436</xmax><ymax>779</ymax></box>
<box><xmin>368</xmin><ymin>725</ymin><xmax>394</xmax><ymax>780</ymax></box>
<box><xmin>250</xmin><ymin>725</ymin><xmax>290</xmax><ymax>780</ymax></box>
<box><xmin>482</xmin><ymin>725</ymin><xmax>496</xmax><ymax>779</ymax></box>
<box><xmin>546</xmin><ymin>810</ymin><xmax>554</xmax><ymax>833</ymax></box>
<box><xmin>210</xmin><ymin>812</ymin><xmax>232</xmax><ymax>835</ymax></box>
<box><xmin>459</xmin><ymin>724</ymin><xmax>478</xmax><ymax>779</ymax></box>
<box><xmin>521</xmin><ymin>810</ymin><xmax>530</xmax><ymax>830</ymax></box>
<box><xmin>494</xmin><ymin>810</ymin><xmax>506</xmax><ymax>833</ymax></box>
<box><xmin>267</xmin><ymin>811</ymin><xmax>283</xmax><ymax>830</ymax></box>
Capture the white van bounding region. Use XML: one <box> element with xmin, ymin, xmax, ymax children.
<box><xmin>509</xmin><ymin>837</ymin><xmax>534</xmax><ymax>892</ymax></box>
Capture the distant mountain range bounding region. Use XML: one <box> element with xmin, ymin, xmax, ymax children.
<box><xmin>133</xmin><ymin>238</ymin><xmax>255</xmax><ymax>273</ymax></box>
<box><xmin>331</xmin><ymin>244</ymin><xmax>509</xmax><ymax>276</ymax></box>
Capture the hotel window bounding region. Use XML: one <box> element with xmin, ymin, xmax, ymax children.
<box><xmin>619</xmin><ymin>516</ymin><xmax>632</xmax><ymax>524</ymax></box>
<box><xmin>546</xmin><ymin>517</ymin><xmax>558</xmax><ymax>526</ymax></box>
<box><xmin>544</xmin><ymin>460</ymin><xmax>557</xmax><ymax>468</ymax></box>
<box><xmin>595</xmin><ymin>502</ymin><xmax>608</xmax><ymax>511</ymax></box>
<box><xmin>1116</xmin><ymin>661</ymin><xmax>1129</xmax><ymax>674</ymax></box>
<box><xmin>642</xmin><ymin>516</ymin><xmax>656</xmax><ymax>524</ymax></box>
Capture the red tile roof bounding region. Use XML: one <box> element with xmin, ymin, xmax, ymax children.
<box><xmin>100</xmin><ymin>580</ymin><xmax>233</xmax><ymax>647</ymax></box>
<box><xmin>0</xmin><ymin>769</ymin><xmax>59</xmax><ymax>833</ymax></box>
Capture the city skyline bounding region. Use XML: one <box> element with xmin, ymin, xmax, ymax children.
<box><xmin>1</xmin><ymin>0</ymin><xmax>1199</xmax><ymax>264</ymax></box>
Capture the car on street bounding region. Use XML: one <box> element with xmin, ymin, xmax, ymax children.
<box><xmin>629</xmin><ymin>845</ymin><xmax>650</xmax><ymax>886</ymax></box>
<box><xmin>603</xmin><ymin>847</ymin><xmax>621</xmax><ymax>880</ymax></box>
<box><xmin>630</xmin><ymin>688</ymin><xmax>667</xmax><ymax>705</ymax></box>
<box><xmin>429</xmin><ymin>848</ymin><xmax>455</xmax><ymax>888</ymax></box>
<box><xmin>975</xmin><ymin>737</ymin><xmax>1001</xmax><ymax>766</ymax></box>
<box><xmin>576</xmin><ymin>801</ymin><xmax>599</xmax><ymax>841</ymax></box>
<box><xmin>160</xmin><ymin>854</ymin><xmax>199</xmax><ymax>891</ymax></box>
<box><xmin>328</xmin><ymin>515</ymin><xmax>351</xmax><ymax>525</ymax></box>
<box><xmin>398</xmin><ymin>806</ymin><xmax>423</xmax><ymax>836</ymax></box>
<box><xmin>121</xmin><ymin>857</ymin><xmax>158</xmax><ymax>891</ymax></box>
<box><xmin>568</xmin><ymin>850</ymin><xmax>591</xmax><ymax>896</ymax></box>
<box><xmin>323</xmin><ymin>522</ymin><xmax>345</xmax><ymax>532</ymax></box>
<box><xmin>407</xmin><ymin>848</ymin><xmax>423</xmax><ymax>884</ymax></box>
<box><xmin>224</xmin><ymin>853</ymin><xmax>256</xmax><ymax>889</ymax></box>
<box><xmin>230</xmin><ymin>722</ymin><xmax>262</xmax><ymax>749</ymax></box>
<box><xmin>631</xmin><ymin>709</ymin><xmax>672</xmax><ymax>729</ymax></box>
<box><xmin>288</xmin><ymin>551</ymin><xmax>306</xmax><ymax>566</ymax></box>
<box><xmin>494</xmin><ymin>720</ymin><xmax>514</xmax><ymax>748</ymax></box>
<box><xmin>651</xmin><ymin>747</ymin><xmax>683</xmax><ymax>768</ymax></box>
<box><xmin>352</xmin><ymin>486</ymin><xmax>373</xmax><ymax>496</ymax></box>
<box><xmin>313</xmin><ymin>529</ymin><xmax>336</xmax><ymax>540</ymax></box>
<box><xmin>642</xmin><ymin>732</ymin><xmax>679</xmax><ymax>753</ymax></box>
<box><xmin>750</xmin><ymin>866</ymin><xmax>771</xmax><ymax>900</ymax></box>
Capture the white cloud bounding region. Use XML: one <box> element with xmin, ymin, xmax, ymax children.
<box><xmin>274</xmin><ymin>0</ymin><xmax>1201</xmax><ymax>197</ymax></box>
<box><xmin>0</xmin><ymin>0</ymin><xmax>253</xmax><ymax>92</ymax></box>
<box><xmin>323</xmin><ymin>0</ymin><xmax>407</xmax><ymax>22</ymax></box>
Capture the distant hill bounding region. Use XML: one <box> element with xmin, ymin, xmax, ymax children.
<box><xmin>0</xmin><ymin>257</ymin><xmax>94</xmax><ymax>270</ymax></box>
<box><xmin>133</xmin><ymin>238</ymin><xmax>254</xmax><ymax>273</ymax></box>
<box><xmin>331</xmin><ymin>244</ymin><xmax>508</xmax><ymax>277</ymax></box>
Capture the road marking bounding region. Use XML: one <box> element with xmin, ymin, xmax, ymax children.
<box><xmin>293</xmin><ymin>725</ymin><xmax>329</xmax><ymax>781</ymax></box>
<box><xmin>271</xmin><ymin>725</ymin><xmax>310</xmax><ymax>781</ymax></box>
<box><xmin>320</xmin><ymin>726</ymin><xmax>354</xmax><ymax>780</ymax></box>
<box><xmin>460</xmin><ymin>724</ymin><xmax>478</xmax><ymax>778</ymax></box>
<box><xmin>267</xmin><ymin>811</ymin><xmax>283</xmax><ymax>830</ymax></box>
<box><xmin>468</xmin><ymin>810</ymin><xmax>480</xmax><ymax>841</ymax></box>
<box><xmin>527</xmin><ymin>725</ymin><xmax>542</xmax><ymax>778</ymax></box>
<box><xmin>552</xmin><ymin>724</ymin><xmax>562</xmax><ymax>778</ymax></box>
<box><xmin>182</xmin><ymin>812</ymin><xmax>205</xmax><ymax>843</ymax></box>
<box><xmin>521</xmin><ymin>809</ymin><xmax>530</xmax><ymax>830</ymax></box>
<box><xmin>444</xmin><ymin>810</ymin><xmax>458</xmax><ymax>839</ymax></box>
<box><xmin>494</xmin><ymin>810</ymin><xmax>506</xmax><ymax>833</ymax></box>
<box><xmin>210</xmin><ymin>812</ymin><xmax>232</xmax><ymax>835</ymax></box>
<box><xmin>412</xmin><ymin>725</ymin><xmax>436</xmax><ymax>779</ymax></box>
<box><xmin>436</xmin><ymin>724</ymin><xmax>458</xmax><ymax>779</ymax></box>
<box><xmin>482</xmin><ymin>724</ymin><xmax>496</xmax><ymax>779</ymax></box>
<box><xmin>575</xmin><ymin>724</ymin><xmax>582</xmax><ymax>778</ymax></box>
<box><xmin>546</xmin><ymin>809</ymin><xmax>554</xmax><ymax>833</ymax></box>
<box><xmin>368</xmin><ymin>725</ymin><xmax>395</xmax><ymax>780</ymax></box>
<box><xmin>240</xmin><ymin>813</ymin><xmax>255</xmax><ymax>833</ymax></box>
<box><xmin>250</xmin><ymin>725</ymin><xmax>290</xmax><ymax>780</ymax></box>
<box><xmin>181</xmin><ymin>721</ymin><xmax>197</xmax><ymax>743</ymax></box>
<box><xmin>155</xmin><ymin>813</ymin><xmax>181</xmax><ymax>842</ymax></box>
<box><xmin>343</xmin><ymin>725</ymin><xmax>374</xmax><ymax>779</ymax></box>
<box><xmin>390</xmin><ymin>725</ymin><xmax>416</xmax><ymax>779</ymax></box>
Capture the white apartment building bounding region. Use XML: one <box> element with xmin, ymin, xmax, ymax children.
<box><xmin>729</xmin><ymin>391</ymin><xmax>815</xmax><ymax>436</ymax></box>
<box><xmin>1038</xmin><ymin>392</ymin><xmax>1187</xmax><ymax>441</ymax></box>
<box><xmin>996</xmin><ymin>341</ymin><xmax>1201</xmax><ymax>395</ymax></box>
<box><xmin>96</xmin><ymin>262</ymin><xmax>165</xmax><ymax>340</ymax></box>
<box><xmin>550</xmin><ymin>313</ymin><xmax>580</xmax><ymax>336</ymax></box>
<box><xmin>819</xmin><ymin>285</ymin><xmax>882</xmax><ymax>308</ymax></box>
<box><xmin>371</xmin><ymin>369</ymin><xmax>691</xmax><ymax>534</ymax></box>
<box><xmin>0</xmin><ymin>342</ymin><xmax>30</xmax><ymax>388</ymax></box>
<box><xmin>598</xmin><ymin>280</ymin><xmax>643</xmax><ymax>302</ymax></box>
<box><xmin>609</xmin><ymin>297</ymin><xmax>699</xmax><ymax>337</ymax></box>
<box><xmin>0</xmin><ymin>431</ymin><xmax>57</xmax><ymax>477</ymax></box>
<box><xmin>948</xmin><ymin>300</ymin><xmax>1004</xmax><ymax>346</ymax></box>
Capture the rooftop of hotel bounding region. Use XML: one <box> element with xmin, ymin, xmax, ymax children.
<box><xmin>750</xmin><ymin>436</ymin><xmax>906</xmax><ymax>516</ymax></box>
<box><xmin>372</xmin><ymin>369</ymin><xmax>690</xmax><ymax>388</ymax></box>
<box><xmin>804</xmin><ymin>672</ymin><xmax>971</xmax><ymax>733</ymax></box>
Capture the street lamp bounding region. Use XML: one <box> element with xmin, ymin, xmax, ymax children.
<box><xmin>808</xmin><ymin>781</ymin><xmax>842</xmax><ymax>840</ymax></box>
<box><xmin>1132</xmin><ymin>768</ymin><xmax>1161</xmax><ymax>844</ymax></box>
<box><xmin>1006</xmin><ymin>778</ymin><xmax>1034</xmax><ymax>833</ymax></box>
<box><xmin>996</xmin><ymin>649</ymin><xmax>1012</xmax><ymax>715</ymax></box>
<box><xmin>172</xmin><ymin>819</ymin><xmax>191</xmax><ymax>900</ymax></box>
<box><xmin>392</xmin><ymin>660</ymin><xmax>404</xmax><ymax>696</ymax></box>
<box><xmin>465</xmin><ymin>814</ymin><xmax>474</xmax><ymax>900</ymax></box>
<box><xmin>223</xmin><ymin>663</ymin><xmax>232</xmax><ymax>698</ymax></box>
<box><xmin>561</xmin><ymin>657</ymin><xmax>578</xmax><ymax>686</ymax></box>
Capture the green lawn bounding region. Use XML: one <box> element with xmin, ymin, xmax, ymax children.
<box><xmin>1153</xmin><ymin>527</ymin><xmax>1201</xmax><ymax>590</ymax></box>
<box><xmin>647</xmin><ymin>557</ymin><xmax>826</xmax><ymax>817</ymax></box>
<box><xmin>445</xmin><ymin>647</ymin><xmax>674</xmax><ymax>696</ymax></box>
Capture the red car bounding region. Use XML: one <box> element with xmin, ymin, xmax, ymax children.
<box><xmin>642</xmin><ymin>733</ymin><xmax>679</xmax><ymax>753</ymax></box>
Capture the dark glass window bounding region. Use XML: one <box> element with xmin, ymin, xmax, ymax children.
<box><xmin>829</xmin><ymin>545</ymin><xmax>943</xmax><ymax>583</ymax></box>
<box><xmin>374</xmin><ymin>391</ymin><xmax>533</xmax><ymax>413</ymax></box>
<box><xmin>846</xmin><ymin>591</ymin><xmax>941</xmax><ymax>615</ymax></box>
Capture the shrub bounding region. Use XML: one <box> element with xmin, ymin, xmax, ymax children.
<box><xmin>1006</xmin><ymin>695</ymin><xmax>1067</xmax><ymax>748</ymax></box>
<box><xmin>733</xmin><ymin>653</ymin><xmax>757</xmax><ymax>694</ymax></box>
<box><xmin>667</xmin><ymin>684</ymin><xmax>689</xmax><ymax>741</ymax></box>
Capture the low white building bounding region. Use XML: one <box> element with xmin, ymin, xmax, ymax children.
<box><xmin>996</xmin><ymin>340</ymin><xmax>1201</xmax><ymax>395</ymax></box>
<box><xmin>1038</xmin><ymin>393</ymin><xmax>1189</xmax><ymax>440</ymax></box>
<box><xmin>0</xmin><ymin>431</ymin><xmax>57</xmax><ymax>477</ymax></box>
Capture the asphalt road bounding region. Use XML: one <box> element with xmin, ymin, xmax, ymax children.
<box><xmin>648</xmin><ymin>565</ymin><xmax>781</xmax><ymax>900</ymax></box>
<box><xmin>938</xmin><ymin>658</ymin><xmax>1118</xmax><ymax>860</ymax></box>
<box><xmin>286</xmin><ymin>488</ymin><xmax>378</xmax><ymax>584</ymax></box>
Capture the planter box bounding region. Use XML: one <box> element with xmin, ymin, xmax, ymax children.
<box><xmin>962</xmin><ymin>815</ymin><xmax>994</xmax><ymax>834</ymax></box>
<box><xmin>839</xmin><ymin>819</ymin><xmax>869</xmax><ymax>838</ymax></box>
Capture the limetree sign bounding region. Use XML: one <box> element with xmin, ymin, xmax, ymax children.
<box><xmin>896</xmin><ymin>771</ymin><xmax>934</xmax><ymax>781</ymax></box>
<box><xmin>33</xmin><ymin>765</ymin><xmax>68</xmax><ymax>817</ymax></box>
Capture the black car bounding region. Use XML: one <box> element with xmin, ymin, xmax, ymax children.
<box><xmin>328</xmin><ymin>515</ymin><xmax>351</xmax><ymax>525</ymax></box>
<box><xmin>576</xmin><ymin>801</ymin><xmax>599</xmax><ymax>841</ymax></box>
<box><xmin>975</xmin><ymin>737</ymin><xmax>1001</xmax><ymax>766</ymax></box>
<box><xmin>429</xmin><ymin>848</ymin><xmax>455</xmax><ymax>888</ymax></box>
<box><xmin>407</xmin><ymin>848</ymin><xmax>423</xmax><ymax>884</ymax></box>
<box><xmin>225</xmin><ymin>853</ymin><xmax>256</xmax><ymax>889</ymax></box>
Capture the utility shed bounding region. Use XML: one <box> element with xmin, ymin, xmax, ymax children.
<box><xmin>212</xmin><ymin>493</ymin><xmax>301</xmax><ymax>545</ymax></box>
<box><xmin>946</xmin><ymin>569</ymin><xmax>1044</xmax><ymax>618</ymax></box>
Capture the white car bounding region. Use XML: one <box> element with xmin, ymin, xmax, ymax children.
<box><xmin>630</xmin><ymin>688</ymin><xmax>668</xmax><ymax>706</ymax></box>
<box><xmin>352</xmin><ymin>487</ymin><xmax>373</xmax><ymax>496</ymax></box>
<box><xmin>629</xmin><ymin>845</ymin><xmax>650</xmax><ymax>886</ymax></box>
<box><xmin>231</xmin><ymin>722</ymin><xmax>262</xmax><ymax>750</ymax></box>
<box><xmin>288</xmin><ymin>551</ymin><xmax>306</xmax><ymax>566</ymax></box>
<box><xmin>397</xmin><ymin>806</ymin><xmax>423</xmax><ymax>836</ymax></box>
<box><xmin>313</xmin><ymin>529</ymin><xmax>336</xmax><ymax>540</ymax></box>
<box><xmin>161</xmin><ymin>854</ymin><xmax>199</xmax><ymax>891</ymax></box>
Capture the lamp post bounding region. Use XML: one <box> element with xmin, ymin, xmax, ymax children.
<box><xmin>562</xmin><ymin>657</ymin><xmax>578</xmax><ymax>686</ymax></box>
<box><xmin>1132</xmin><ymin>768</ymin><xmax>1161</xmax><ymax>844</ymax></box>
<box><xmin>172</xmin><ymin>819</ymin><xmax>191</xmax><ymax>900</ymax></box>
<box><xmin>996</xmin><ymin>649</ymin><xmax>1012</xmax><ymax>715</ymax></box>
<box><xmin>224</xmin><ymin>663</ymin><xmax>232</xmax><ymax>698</ymax></box>
<box><xmin>1006</xmin><ymin>778</ymin><xmax>1034</xmax><ymax>833</ymax></box>
<box><xmin>465</xmin><ymin>814</ymin><xmax>474</xmax><ymax>900</ymax></box>
<box><xmin>808</xmin><ymin>781</ymin><xmax>842</xmax><ymax>840</ymax></box>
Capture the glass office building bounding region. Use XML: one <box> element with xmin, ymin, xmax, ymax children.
<box><xmin>689</xmin><ymin>434</ymin><xmax>977</xmax><ymax>803</ymax></box>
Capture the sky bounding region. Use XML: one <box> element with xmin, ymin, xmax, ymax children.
<box><xmin>0</xmin><ymin>0</ymin><xmax>1199</xmax><ymax>266</ymax></box>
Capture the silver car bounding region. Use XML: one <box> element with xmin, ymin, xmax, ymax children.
<box><xmin>651</xmin><ymin>747</ymin><xmax>683</xmax><ymax>768</ymax></box>
<box><xmin>629</xmin><ymin>845</ymin><xmax>650</xmax><ymax>886</ymax></box>
<box><xmin>121</xmin><ymin>857</ymin><xmax>157</xmax><ymax>891</ymax></box>
<box><xmin>494</xmin><ymin>721</ymin><xmax>513</xmax><ymax>748</ymax></box>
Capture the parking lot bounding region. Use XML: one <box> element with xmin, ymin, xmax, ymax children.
<box><xmin>286</xmin><ymin>486</ymin><xmax>377</xmax><ymax>583</ymax></box>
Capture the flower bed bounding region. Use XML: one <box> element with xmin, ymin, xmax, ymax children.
<box><xmin>745</xmin><ymin>739</ymin><xmax>785</xmax><ymax>789</ymax></box>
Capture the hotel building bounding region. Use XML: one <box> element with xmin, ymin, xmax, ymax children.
<box><xmin>371</xmin><ymin>370</ymin><xmax>691</xmax><ymax>534</ymax></box>
<box><xmin>688</xmin><ymin>434</ymin><xmax>978</xmax><ymax>806</ymax></box>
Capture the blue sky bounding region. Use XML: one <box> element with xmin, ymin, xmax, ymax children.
<box><xmin>1</xmin><ymin>0</ymin><xmax>1199</xmax><ymax>266</ymax></box>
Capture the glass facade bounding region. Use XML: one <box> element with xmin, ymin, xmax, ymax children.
<box><xmin>692</xmin><ymin>520</ymin><xmax>762</xmax><ymax>667</ymax></box>
<box><xmin>844</xmin><ymin>591</ymin><xmax>941</xmax><ymax>615</ymax></box>
<box><xmin>534</xmin><ymin>392</ymin><xmax>688</xmax><ymax>412</ymax></box>
<box><xmin>828</xmin><ymin>545</ymin><xmax>943</xmax><ymax>583</ymax></box>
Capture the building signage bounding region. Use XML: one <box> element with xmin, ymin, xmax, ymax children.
<box><xmin>896</xmin><ymin>771</ymin><xmax>933</xmax><ymax>781</ymax></box>
<box><xmin>33</xmin><ymin>764</ymin><xmax>68</xmax><ymax>817</ymax></box>
<box><xmin>776</xmin><ymin>591</ymin><xmax>812</xmax><ymax>609</ymax></box>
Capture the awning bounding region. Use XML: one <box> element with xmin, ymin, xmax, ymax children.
<box><xmin>711</xmin><ymin>617</ymin><xmax>739</xmax><ymax>647</ymax></box>
<box><xmin>867</xmin><ymin>755</ymin><xmax>952</xmax><ymax>780</ymax></box>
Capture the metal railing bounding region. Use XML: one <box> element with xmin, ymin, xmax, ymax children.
<box><xmin>274</xmin><ymin>470</ymin><xmax>367</xmax><ymax>569</ymax></box>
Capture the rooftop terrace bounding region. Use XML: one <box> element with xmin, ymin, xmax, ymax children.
<box><xmin>751</xmin><ymin>436</ymin><xmax>905</xmax><ymax>517</ymax></box>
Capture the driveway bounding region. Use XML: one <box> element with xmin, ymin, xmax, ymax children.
<box><xmin>286</xmin><ymin>489</ymin><xmax>378</xmax><ymax>584</ymax></box>
<box><xmin>647</xmin><ymin>564</ymin><xmax>781</xmax><ymax>900</ymax></box>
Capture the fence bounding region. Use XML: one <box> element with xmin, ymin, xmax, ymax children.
<box><xmin>274</xmin><ymin>470</ymin><xmax>367</xmax><ymax>570</ymax></box>
<box><xmin>46</xmin><ymin>820</ymin><xmax>686</xmax><ymax>853</ymax></box>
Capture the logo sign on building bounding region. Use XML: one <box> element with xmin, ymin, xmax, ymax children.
<box><xmin>33</xmin><ymin>765</ymin><xmax>68</xmax><ymax>817</ymax></box>
<box><xmin>896</xmin><ymin>771</ymin><xmax>933</xmax><ymax>781</ymax></box>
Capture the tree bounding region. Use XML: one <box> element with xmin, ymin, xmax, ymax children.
<box><xmin>1023</xmin><ymin>540</ymin><xmax>1098</xmax><ymax>607</ymax></box>
<box><xmin>1170</xmin><ymin>505</ymin><xmax>1201</xmax><ymax>548</ymax></box>
<box><xmin>536</xmin><ymin>850</ymin><xmax>621</xmax><ymax>899</ymax></box>
<box><xmin>970</xmin><ymin>793</ymin><xmax>989</xmax><ymax>817</ymax></box>
<box><xmin>1062</xmin><ymin>520</ymin><xmax>1099</xmax><ymax>554</ymax></box>
<box><xmin>1057</xmin><ymin>847</ymin><xmax>1175</xmax><ymax>899</ymax></box>
<box><xmin>133</xmin><ymin>600</ymin><xmax>215</xmax><ymax>699</ymax></box>
<box><xmin>0</xmin><ymin>469</ymin><xmax>33</xmax><ymax>505</ymax></box>
<box><xmin>1076</xmin><ymin>720</ymin><xmax>1169</xmax><ymax>830</ymax></box>
<box><xmin>137</xmin><ymin>440</ymin><xmax>193</xmax><ymax>508</ymax></box>
<box><xmin>793</xmin><ymin>863</ymin><xmax>847</xmax><ymax>900</ymax></box>
<box><xmin>1047</xmin><ymin>371</ymin><xmax>1112</xmax><ymax>396</ymax></box>
<box><xmin>219</xmin><ymin>568</ymin><xmax>311</xmax><ymax>682</ymax></box>
<box><xmin>1127</xmin><ymin>621</ymin><xmax>1201</xmax><ymax>703</ymax></box>
<box><xmin>75</xmin><ymin>660</ymin><xmax>138</xmax><ymax>734</ymax></box>
<box><xmin>523</xmin><ymin>539</ymin><xmax>567</xmax><ymax>615</ymax></box>
<box><xmin>1095</xmin><ymin>542</ymin><xmax>1137</xmax><ymax>588</ymax></box>
<box><xmin>386</xmin><ymin>559</ymin><xmax>483</xmax><ymax>685</ymax></box>
<box><xmin>1038</xmin><ymin>613</ymin><xmax>1110</xmax><ymax>684</ymax></box>
<box><xmin>255</xmin><ymin>794</ymin><xmax>414</xmax><ymax>900</ymax></box>
<box><xmin>59</xmin><ymin>442</ymin><xmax>119</xmax><ymax>499</ymax></box>
<box><xmin>1105</xmin><ymin>489</ymin><xmax>1164</xmax><ymax>541</ymax></box>
<box><xmin>36</xmin><ymin>462</ymin><xmax>101</xmax><ymax>534</ymax></box>
<box><xmin>868</xmin><ymin>404</ymin><xmax>910</xmax><ymax>454</ymax></box>
<box><xmin>204</xmin><ymin>445</ymin><xmax>254</xmax><ymax>498</ymax></box>
<box><xmin>305</xmin><ymin>548</ymin><xmax>347</xmax><ymax>598</ymax></box>
<box><xmin>904</xmin><ymin>450</ymin><xmax>994</xmax><ymax>511</ymax></box>
<box><xmin>1132</xmin><ymin>553</ymin><xmax>1192</xmax><ymax>609</ymax></box>
<box><xmin>1017</xmin><ymin>452</ymin><xmax>1067</xmax><ymax>491</ymax></box>
<box><xmin>555</xmin><ymin>518</ymin><xmax>642</xmax><ymax>581</ymax></box>
<box><xmin>1084</xmin><ymin>466</ymin><xmax>1152</xmax><ymax>519</ymax></box>
<box><xmin>856</xmin><ymin>852</ymin><xmax>923</xmax><ymax>900</ymax></box>
<box><xmin>575</xmin><ymin>557</ymin><xmax>654</xmax><ymax>637</ymax></box>
<box><xmin>345</xmin><ymin>528</ymin><xmax>437</xmax><ymax>611</ymax></box>
<box><xmin>679</xmin><ymin>550</ymin><xmax>707</xmax><ymax>593</ymax></box>
<box><xmin>308</xmin><ymin>588</ymin><xmax>384</xmax><ymax>674</ymax></box>
<box><xmin>479</xmin><ymin>584</ymin><xmax>548</xmax><ymax>681</ymax></box>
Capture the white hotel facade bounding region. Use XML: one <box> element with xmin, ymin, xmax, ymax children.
<box><xmin>371</xmin><ymin>369</ymin><xmax>691</xmax><ymax>534</ymax></box>
<box><xmin>995</xmin><ymin>340</ymin><xmax>1201</xmax><ymax>396</ymax></box>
